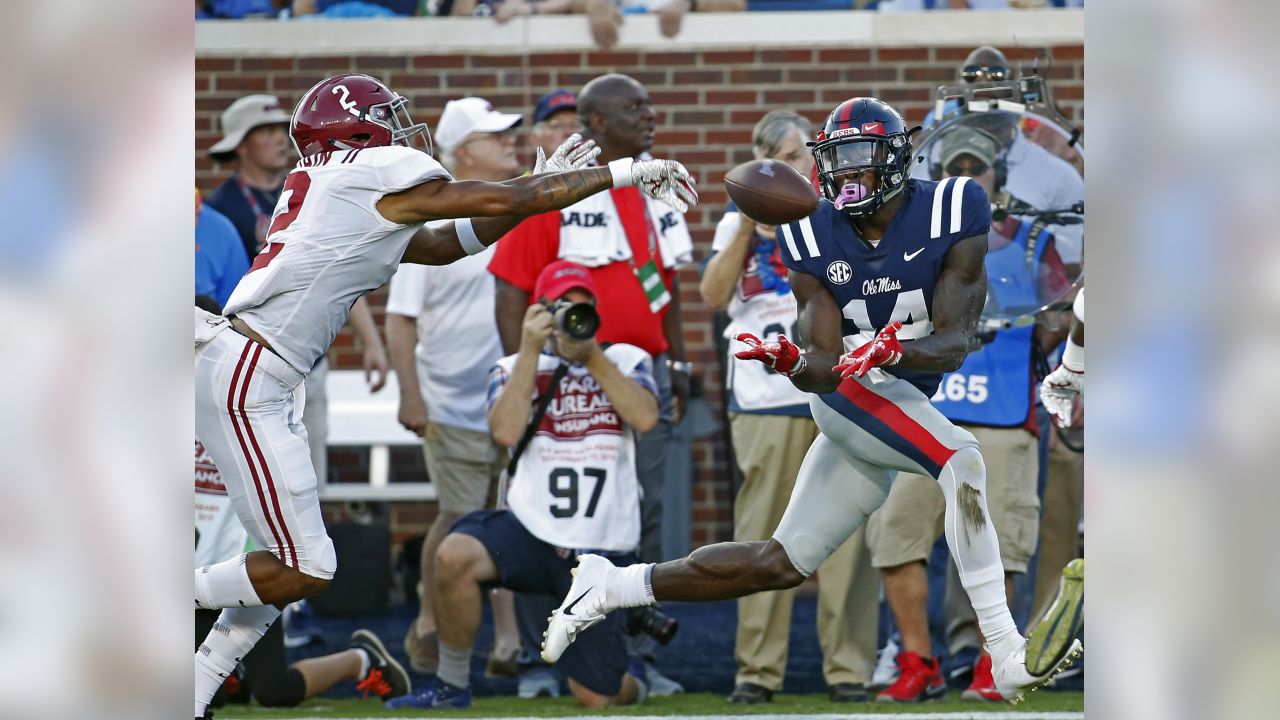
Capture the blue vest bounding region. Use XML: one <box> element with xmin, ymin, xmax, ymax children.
<box><xmin>931</xmin><ymin>221</ymin><xmax>1049</xmax><ymax>426</ymax></box>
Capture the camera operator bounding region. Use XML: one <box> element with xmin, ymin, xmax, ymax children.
<box><xmin>389</xmin><ymin>260</ymin><xmax>654</xmax><ymax>710</ymax></box>
<box><xmin>916</xmin><ymin>46</ymin><xmax>1084</xmax><ymax>269</ymax></box>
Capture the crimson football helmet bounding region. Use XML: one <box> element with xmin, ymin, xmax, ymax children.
<box><xmin>809</xmin><ymin>97</ymin><xmax>919</xmax><ymax>218</ymax></box>
<box><xmin>290</xmin><ymin>73</ymin><xmax>431</xmax><ymax>157</ymax></box>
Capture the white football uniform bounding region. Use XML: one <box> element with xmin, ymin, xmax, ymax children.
<box><xmin>196</xmin><ymin>145</ymin><xmax>446</xmax><ymax>579</ymax></box>
<box><xmin>224</xmin><ymin>145</ymin><xmax>450</xmax><ymax>374</ymax></box>
<box><xmin>488</xmin><ymin>345</ymin><xmax>655</xmax><ymax>553</ymax></box>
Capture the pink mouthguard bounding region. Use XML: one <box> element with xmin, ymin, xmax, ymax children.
<box><xmin>833</xmin><ymin>183</ymin><xmax>868</xmax><ymax>210</ymax></box>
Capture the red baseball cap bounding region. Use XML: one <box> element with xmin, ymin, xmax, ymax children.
<box><xmin>534</xmin><ymin>260</ymin><xmax>596</xmax><ymax>302</ymax></box>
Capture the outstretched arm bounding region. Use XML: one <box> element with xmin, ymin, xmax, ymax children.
<box><xmin>400</xmin><ymin>215</ymin><xmax>536</xmax><ymax>266</ymax></box>
<box><xmin>401</xmin><ymin>135</ymin><xmax>606</xmax><ymax>265</ymax></box>
<box><xmin>894</xmin><ymin>233</ymin><xmax>988</xmax><ymax>373</ymax></box>
<box><xmin>380</xmin><ymin>156</ymin><xmax>696</xmax><ymax>227</ymax></box>
<box><xmin>384</xmin><ymin>168</ymin><xmax>613</xmax><ymax>225</ymax></box>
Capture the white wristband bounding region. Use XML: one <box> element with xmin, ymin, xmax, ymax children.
<box><xmin>1061</xmin><ymin>337</ymin><xmax>1084</xmax><ymax>373</ymax></box>
<box><xmin>456</xmin><ymin>217</ymin><xmax>485</xmax><ymax>256</ymax></box>
<box><xmin>608</xmin><ymin>157</ymin><xmax>635</xmax><ymax>187</ymax></box>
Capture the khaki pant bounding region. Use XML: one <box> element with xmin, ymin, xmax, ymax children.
<box><xmin>729</xmin><ymin>413</ymin><xmax>878</xmax><ymax>690</ymax></box>
<box><xmin>866</xmin><ymin>425</ymin><xmax>1041</xmax><ymax>574</ymax></box>
<box><xmin>1032</xmin><ymin>432</ymin><xmax>1083</xmax><ymax>617</ymax></box>
<box><xmin>423</xmin><ymin>422</ymin><xmax>504</xmax><ymax>514</ymax></box>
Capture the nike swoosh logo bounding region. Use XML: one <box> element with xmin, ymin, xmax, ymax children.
<box><xmin>563</xmin><ymin>589</ymin><xmax>591</xmax><ymax>617</ymax></box>
<box><xmin>904</xmin><ymin>248</ymin><xmax>926</xmax><ymax>262</ymax></box>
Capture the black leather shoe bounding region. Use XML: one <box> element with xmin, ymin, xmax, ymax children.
<box><xmin>726</xmin><ymin>682</ymin><xmax>774</xmax><ymax>704</ymax></box>
<box><xmin>829</xmin><ymin>682</ymin><xmax>870</xmax><ymax>702</ymax></box>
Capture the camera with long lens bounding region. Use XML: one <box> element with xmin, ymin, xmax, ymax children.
<box><xmin>626</xmin><ymin>605</ymin><xmax>679</xmax><ymax>646</ymax></box>
<box><xmin>549</xmin><ymin>299</ymin><xmax>600</xmax><ymax>341</ymax></box>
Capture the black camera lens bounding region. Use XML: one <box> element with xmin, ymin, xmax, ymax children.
<box><xmin>551</xmin><ymin>300</ymin><xmax>600</xmax><ymax>340</ymax></box>
<box><xmin>626</xmin><ymin>605</ymin><xmax>679</xmax><ymax>646</ymax></box>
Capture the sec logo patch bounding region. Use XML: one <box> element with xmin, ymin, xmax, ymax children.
<box><xmin>826</xmin><ymin>260</ymin><xmax>852</xmax><ymax>285</ymax></box>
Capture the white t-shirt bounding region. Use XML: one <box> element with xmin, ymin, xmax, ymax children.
<box><xmin>1003</xmin><ymin>134</ymin><xmax>1084</xmax><ymax>264</ymax></box>
<box><xmin>384</xmin><ymin>233</ymin><xmax>502</xmax><ymax>433</ymax></box>
<box><xmin>195</xmin><ymin>440</ymin><xmax>250</xmax><ymax>568</ymax></box>
<box><xmin>712</xmin><ymin>211</ymin><xmax>812</xmax><ymax>413</ymax></box>
<box><xmin>223</xmin><ymin>146</ymin><xmax>450</xmax><ymax>374</ymax></box>
<box><xmin>488</xmin><ymin>345</ymin><xmax>655</xmax><ymax>552</ymax></box>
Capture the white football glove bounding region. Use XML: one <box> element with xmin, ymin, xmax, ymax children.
<box><xmin>533</xmin><ymin>133</ymin><xmax>600</xmax><ymax>174</ymax></box>
<box><xmin>1040</xmin><ymin>364</ymin><xmax>1084</xmax><ymax>428</ymax></box>
<box><xmin>610</xmin><ymin>157</ymin><xmax>700</xmax><ymax>213</ymax></box>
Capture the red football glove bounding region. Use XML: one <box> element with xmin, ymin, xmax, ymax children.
<box><xmin>834</xmin><ymin>321</ymin><xmax>904</xmax><ymax>379</ymax></box>
<box><xmin>735</xmin><ymin>333</ymin><xmax>805</xmax><ymax>376</ymax></box>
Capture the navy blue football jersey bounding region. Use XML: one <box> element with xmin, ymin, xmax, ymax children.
<box><xmin>778</xmin><ymin>177</ymin><xmax>991</xmax><ymax>396</ymax></box>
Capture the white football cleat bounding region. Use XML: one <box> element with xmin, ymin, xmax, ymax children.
<box><xmin>541</xmin><ymin>554</ymin><xmax>616</xmax><ymax>663</ymax></box>
<box><xmin>992</xmin><ymin>637</ymin><xmax>1084</xmax><ymax>704</ymax></box>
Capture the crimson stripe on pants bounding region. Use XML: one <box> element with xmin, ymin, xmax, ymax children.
<box><xmin>225</xmin><ymin>340</ymin><xmax>289</xmax><ymax>567</ymax></box>
<box><xmin>239</xmin><ymin>344</ymin><xmax>299</xmax><ymax>569</ymax></box>
<box><xmin>836</xmin><ymin>379</ymin><xmax>958</xmax><ymax>470</ymax></box>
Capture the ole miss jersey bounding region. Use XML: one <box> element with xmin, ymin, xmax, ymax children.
<box><xmin>778</xmin><ymin>177</ymin><xmax>991</xmax><ymax>397</ymax></box>
<box><xmin>222</xmin><ymin>146</ymin><xmax>450</xmax><ymax>374</ymax></box>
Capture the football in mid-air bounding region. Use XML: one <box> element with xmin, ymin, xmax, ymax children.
<box><xmin>723</xmin><ymin>159</ymin><xmax>820</xmax><ymax>226</ymax></box>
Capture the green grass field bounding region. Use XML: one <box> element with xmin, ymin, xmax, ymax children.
<box><xmin>215</xmin><ymin>691</ymin><xmax>1084</xmax><ymax>719</ymax></box>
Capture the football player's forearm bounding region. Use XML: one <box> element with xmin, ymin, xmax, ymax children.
<box><xmin>789</xmin><ymin>350</ymin><xmax>843</xmax><ymax>394</ymax></box>
<box><xmin>504</xmin><ymin>167</ymin><xmax>614</xmax><ymax>217</ymax></box>
<box><xmin>895</xmin><ymin>331</ymin><xmax>972</xmax><ymax>373</ymax></box>
<box><xmin>402</xmin><ymin>215</ymin><xmax>529</xmax><ymax>266</ymax></box>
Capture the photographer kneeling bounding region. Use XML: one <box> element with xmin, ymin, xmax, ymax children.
<box><xmin>390</xmin><ymin>260</ymin><xmax>655</xmax><ymax>710</ymax></box>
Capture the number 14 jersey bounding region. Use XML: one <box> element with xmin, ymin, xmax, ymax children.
<box><xmin>778</xmin><ymin>177</ymin><xmax>990</xmax><ymax>398</ymax></box>
<box><xmin>222</xmin><ymin>146</ymin><xmax>450</xmax><ymax>374</ymax></box>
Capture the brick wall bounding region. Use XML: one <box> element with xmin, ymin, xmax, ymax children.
<box><xmin>195</xmin><ymin>41</ymin><xmax>1083</xmax><ymax>550</ymax></box>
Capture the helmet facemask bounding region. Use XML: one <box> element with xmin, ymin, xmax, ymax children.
<box><xmin>335</xmin><ymin>94</ymin><xmax>433</xmax><ymax>156</ymax></box>
<box><xmin>812</xmin><ymin>133</ymin><xmax>914</xmax><ymax>218</ymax></box>
<box><xmin>379</xmin><ymin>94</ymin><xmax>433</xmax><ymax>155</ymax></box>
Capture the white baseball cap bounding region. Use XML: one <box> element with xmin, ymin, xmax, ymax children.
<box><xmin>434</xmin><ymin>97</ymin><xmax>523</xmax><ymax>153</ymax></box>
<box><xmin>209</xmin><ymin>94</ymin><xmax>292</xmax><ymax>161</ymax></box>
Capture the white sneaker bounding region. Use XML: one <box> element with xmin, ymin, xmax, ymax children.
<box><xmin>991</xmin><ymin>637</ymin><xmax>1084</xmax><ymax>704</ymax></box>
<box><xmin>869</xmin><ymin>637</ymin><xmax>900</xmax><ymax>691</ymax></box>
<box><xmin>541</xmin><ymin>554</ymin><xmax>616</xmax><ymax>663</ymax></box>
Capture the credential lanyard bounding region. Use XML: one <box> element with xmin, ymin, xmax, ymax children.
<box><xmin>631</xmin><ymin>196</ymin><xmax>671</xmax><ymax>314</ymax></box>
<box><xmin>236</xmin><ymin>175</ymin><xmax>271</xmax><ymax>253</ymax></box>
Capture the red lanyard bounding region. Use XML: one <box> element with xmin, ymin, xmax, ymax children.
<box><xmin>236</xmin><ymin>175</ymin><xmax>273</xmax><ymax>252</ymax></box>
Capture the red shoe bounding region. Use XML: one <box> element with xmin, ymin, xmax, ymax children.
<box><xmin>962</xmin><ymin>654</ymin><xmax>1005</xmax><ymax>702</ymax></box>
<box><xmin>875</xmin><ymin>651</ymin><xmax>946</xmax><ymax>702</ymax></box>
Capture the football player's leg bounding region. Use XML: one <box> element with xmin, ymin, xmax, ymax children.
<box><xmin>542</xmin><ymin>433</ymin><xmax>887</xmax><ymax>664</ymax></box>
<box><xmin>195</xmin><ymin>338</ymin><xmax>335</xmax><ymax>609</ymax></box>
<box><xmin>649</xmin><ymin>432</ymin><xmax>891</xmax><ymax>602</ymax></box>
<box><xmin>195</xmin><ymin>605</ymin><xmax>283</xmax><ymax>717</ymax></box>
<box><xmin>936</xmin><ymin>445</ymin><xmax>1023</xmax><ymax>661</ymax></box>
